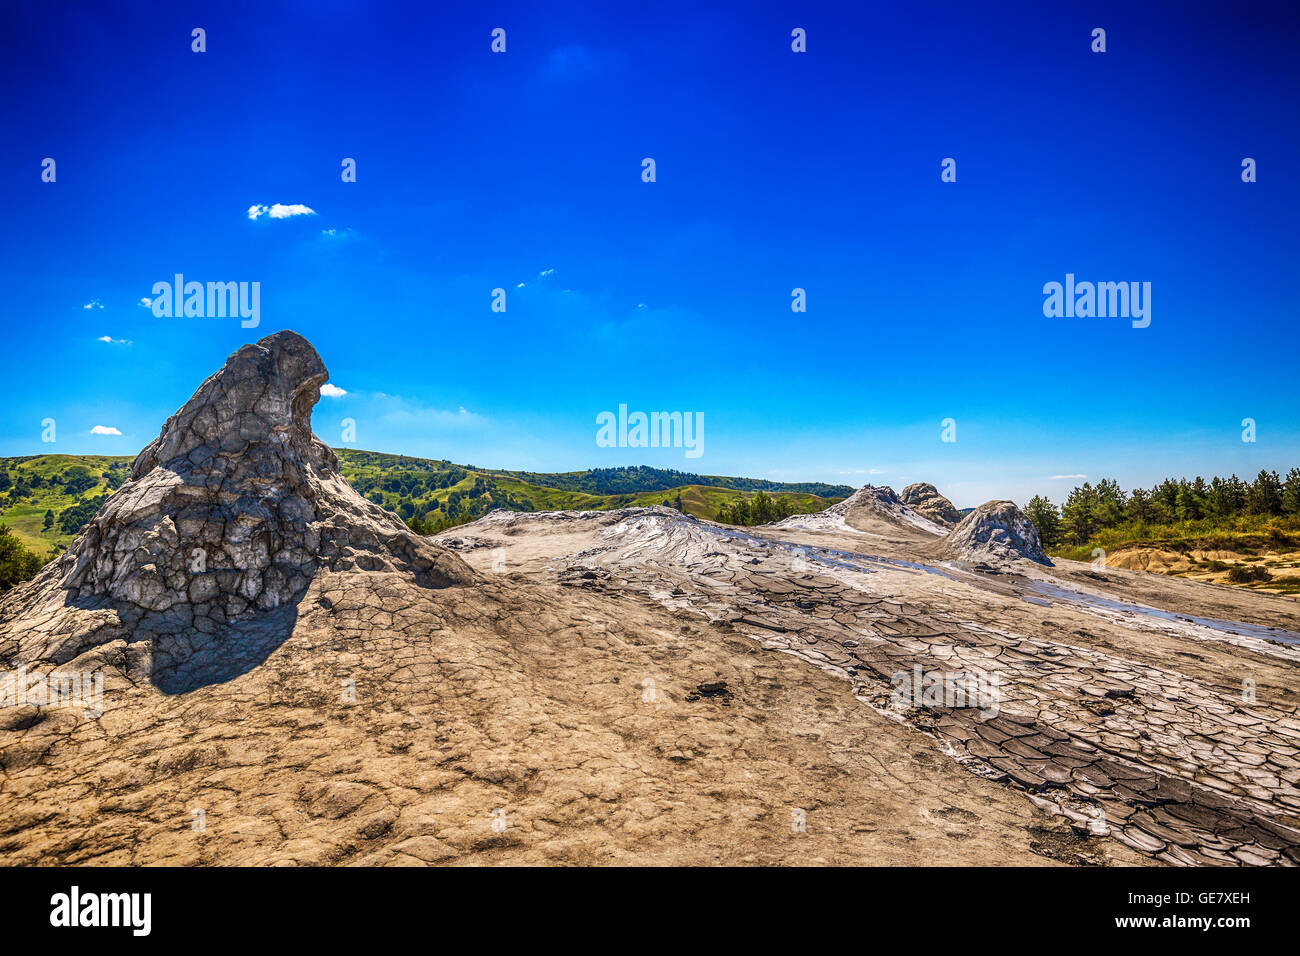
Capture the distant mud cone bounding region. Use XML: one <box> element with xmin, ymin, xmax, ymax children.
<box><xmin>899</xmin><ymin>482</ymin><xmax>962</xmax><ymax>526</ymax></box>
<box><xmin>773</xmin><ymin>484</ymin><xmax>949</xmax><ymax>536</ymax></box>
<box><xmin>938</xmin><ymin>499</ymin><xmax>1052</xmax><ymax>566</ymax></box>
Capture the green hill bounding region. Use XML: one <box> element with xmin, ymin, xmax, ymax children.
<box><xmin>0</xmin><ymin>451</ymin><xmax>847</xmax><ymax>556</ymax></box>
<box><xmin>0</xmin><ymin>454</ymin><xmax>132</xmax><ymax>554</ymax></box>
<box><xmin>331</xmin><ymin>451</ymin><xmax>845</xmax><ymax>534</ymax></box>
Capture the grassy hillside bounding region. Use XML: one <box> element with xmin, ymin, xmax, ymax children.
<box><xmin>0</xmin><ymin>451</ymin><xmax>845</xmax><ymax>554</ymax></box>
<box><xmin>480</xmin><ymin>463</ymin><xmax>853</xmax><ymax>499</ymax></box>
<box><xmin>0</xmin><ymin>454</ymin><xmax>131</xmax><ymax>554</ymax></box>
<box><xmin>332</xmin><ymin>451</ymin><xmax>841</xmax><ymax>534</ymax></box>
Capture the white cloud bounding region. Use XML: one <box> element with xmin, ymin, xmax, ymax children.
<box><xmin>319</xmin><ymin>383</ymin><xmax>347</xmax><ymax>397</ymax></box>
<box><xmin>270</xmin><ymin>203</ymin><xmax>315</xmax><ymax>218</ymax></box>
<box><xmin>516</xmin><ymin>282</ymin><xmax>525</xmax><ymax>288</ymax></box>
<box><xmin>364</xmin><ymin>392</ymin><xmax>483</xmax><ymax>428</ymax></box>
<box><xmin>1050</xmin><ymin>474</ymin><xmax>1088</xmax><ymax>480</ymax></box>
<box><xmin>868</xmin><ymin>468</ymin><xmax>884</xmax><ymax>475</ymax></box>
<box><xmin>97</xmin><ymin>335</ymin><xmax>131</xmax><ymax>345</ymax></box>
<box><xmin>138</xmin><ymin>297</ymin><xmax>153</xmax><ymax>308</ymax></box>
<box><xmin>248</xmin><ymin>203</ymin><xmax>316</xmax><ymax>220</ymax></box>
<box><xmin>90</xmin><ymin>425</ymin><xmax>122</xmax><ymax>436</ymax></box>
<box><xmin>83</xmin><ymin>299</ymin><xmax>104</xmax><ymax>310</ymax></box>
<box><xmin>538</xmin><ymin>268</ymin><xmax>555</xmax><ymax>278</ymax></box>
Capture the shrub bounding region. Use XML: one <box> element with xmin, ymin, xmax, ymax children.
<box><xmin>1227</xmin><ymin>565</ymin><xmax>1272</xmax><ymax>583</ymax></box>
<box><xmin>0</xmin><ymin>524</ymin><xmax>44</xmax><ymax>592</ymax></box>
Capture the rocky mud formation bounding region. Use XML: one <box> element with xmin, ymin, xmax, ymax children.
<box><xmin>900</xmin><ymin>482</ymin><xmax>963</xmax><ymax>526</ymax></box>
<box><xmin>936</xmin><ymin>499</ymin><xmax>1051</xmax><ymax>566</ymax></box>
<box><xmin>0</xmin><ymin>331</ymin><xmax>472</xmax><ymax>692</ymax></box>
<box><xmin>3</xmin><ymin>334</ymin><xmax>1297</xmax><ymax>867</ymax></box>
<box><xmin>2</xmin><ymin>333</ymin><xmax>1098</xmax><ymax>867</ymax></box>
<box><xmin>774</xmin><ymin>484</ymin><xmax>949</xmax><ymax>538</ymax></box>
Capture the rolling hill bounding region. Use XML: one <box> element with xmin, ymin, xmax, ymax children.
<box><xmin>0</xmin><ymin>451</ymin><xmax>849</xmax><ymax>555</ymax></box>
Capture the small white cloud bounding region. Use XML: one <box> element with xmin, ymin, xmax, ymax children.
<box><xmin>538</xmin><ymin>268</ymin><xmax>555</xmax><ymax>278</ymax></box>
<box><xmin>138</xmin><ymin>297</ymin><xmax>153</xmax><ymax>308</ymax></box>
<box><xmin>516</xmin><ymin>282</ymin><xmax>525</xmax><ymax>288</ymax></box>
<box><xmin>248</xmin><ymin>203</ymin><xmax>316</xmax><ymax>220</ymax></box>
<box><xmin>97</xmin><ymin>335</ymin><xmax>131</xmax><ymax>345</ymax></box>
<box><xmin>319</xmin><ymin>383</ymin><xmax>347</xmax><ymax>398</ymax></box>
<box><xmin>90</xmin><ymin>425</ymin><xmax>122</xmax><ymax>436</ymax></box>
<box><xmin>364</xmin><ymin>392</ymin><xmax>483</xmax><ymax>428</ymax></box>
<box><xmin>636</xmin><ymin>303</ymin><xmax>647</xmax><ymax>309</ymax></box>
<box><xmin>1050</xmin><ymin>474</ymin><xmax>1088</xmax><ymax>480</ymax></box>
<box><xmin>83</xmin><ymin>299</ymin><xmax>104</xmax><ymax>310</ymax></box>
<box><xmin>270</xmin><ymin>203</ymin><xmax>315</xmax><ymax>218</ymax></box>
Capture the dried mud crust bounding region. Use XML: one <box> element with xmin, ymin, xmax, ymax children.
<box><xmin>449</xmin><ymin>507</ymin><xmax>1300</xmax><ymax>867</ymax></box>
<box><xmin>0</xmin><ymin>571</ymin><xmax>1117</xmax><ymax>865</ymax></box>
<box><xmin>1</xmin><ymin>331</ymin><xmax>1289</xmax><ymax>866</ymax></box>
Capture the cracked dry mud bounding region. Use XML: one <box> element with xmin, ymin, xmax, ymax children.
<box><xmin>441</xmin><ymin>502</ymin><xmax>1300</xmax><ymax>867</ymax></box>
<box><xmin>3</xmin><ymin>332</ymin><xmax>1298</xmax><ymax>866</ymax></box>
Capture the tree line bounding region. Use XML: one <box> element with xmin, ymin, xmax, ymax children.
<box><xmin>496</xmin><ymin>464</ymin><xmax>853</xmax><ymax>498</ymax></box>
<box><xmin>714</xmin><ymin>490</ymin><xmax>807</xmax><ymax>526</ymax></box>
<box><xmin>1023</xmin><ymin>468</ymin><xmax>1300</xmax><ymax>548</ymax></box>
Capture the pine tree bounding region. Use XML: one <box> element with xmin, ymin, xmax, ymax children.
<box><xmin>1062</xmin><ymin>483</ymin><xmax>1100</xmax><ymax>544</ymax></box>
<box><xmin>1247</xmin><ymin>469</ymin><xmax>1284</xmax><ymax>516</ymax></box>
<box><xmin>1283</xmin><ymin>468</ymin><xmax>1300</xmax><ymax>516</ymax></box>
<box><xmin>1126</xmin><ymin>487</ymin><xmax>1155</xmax><ymax>524</ymax></box>
<box><xmin>1023</xmin><ymin>495</ymin><xmax>1061</xmax><ymax>547</ymax></box>
<box><xmin>1094</xmin><ymin>478</ymin><xmax>1127</xmax><ymax>527</ymax></box>
<box><xmin>1176</xmin><ymin>483</ymin><xmax>1202</xmax><ymax>521</ymax></box>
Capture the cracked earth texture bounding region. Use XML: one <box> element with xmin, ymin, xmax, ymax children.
<box><xmin>3</xmin><ymin>332</ymin><xmax>1296</xmax><ymax>866</ymax></box>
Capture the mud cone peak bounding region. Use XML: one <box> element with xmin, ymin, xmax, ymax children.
<box><xmin>939</xmin><ymin>499</ymin><xmax>1051</xmax><ymax>565</ymax></box>
<box><xmin>132</xmin><ymin>330</ymin><xmax>331</xmax><ymax>480</ymax></box>
<box><xmin>899</xmin><ymin>482</ymin><xmax>962</xmax><ymax>526</ymax></box>
<box><xmin>0</xmin><ymin>331</ymin><xmax>474</xmax><ymax>689</ymax></box>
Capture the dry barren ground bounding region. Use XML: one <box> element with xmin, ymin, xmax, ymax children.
<box><xmin>2</xmin><ymin>563</ymin><xmax>1118</xmax><ymax>866</ymax></box>
<box><xmin>437</xmin><ymin>499</ymin><xmax>1300</xmax><ymax>867</ymax></box>
<box><xmin>3</xmin><ymin>333</ymin><xmax>1295</xmax><ymax>867</ymax></box>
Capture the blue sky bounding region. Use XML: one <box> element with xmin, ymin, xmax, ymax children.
<box><xmin>2</xmin><ymin>0</ymin><xmax>1297</xmax><ymax>507</ymax></box>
